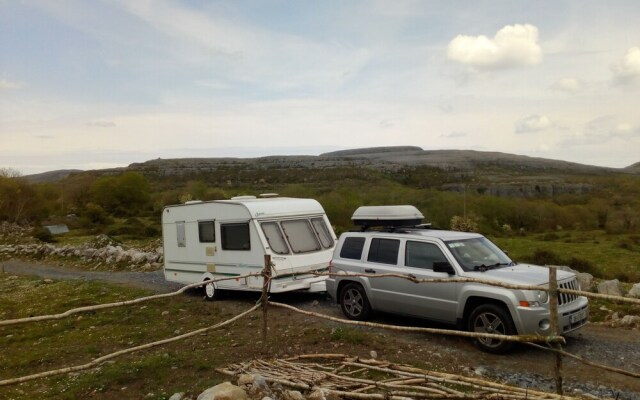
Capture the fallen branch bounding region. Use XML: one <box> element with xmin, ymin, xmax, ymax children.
<box><xmin>557</xmin><ymin>288</ymin><xmax>640</xmax><ymax>305</ymax></box>
<box><xmin>0</xmin><ymin>304</ymin><xmax>259</xmax><ymax>386</ymax></box>
<box><xmin>269</xmin><ymin>301</ymin><xmax>565</xmax><ymax>345</ymax></box>
<box><xmin>314</xmin><ymin>271</ymin><xmax>640</xmax><ymax>305</ymax></box>
<box><xmin>526</xmin><ymin>342</ymin><xmax>640</xmax><ymax>379</ymax></box>
<box><xmin>0</xmin><ymin>272</ymin><xmax>262</xmax><ymax>327</ymax></box>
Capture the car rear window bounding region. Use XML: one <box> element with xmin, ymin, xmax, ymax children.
<box><xmin>340</xmin><ymin>237</ymin><xmax>365</xmax><ymax>260</ymax></box>
<box><xmin>367</xmin><ymin>238</ymin><xmax>400</xmax><ymax>265</ymax></box>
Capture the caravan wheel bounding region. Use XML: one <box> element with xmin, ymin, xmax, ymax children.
<box><xmin>204</xmin><ymin>280</ymin><xmax>219</xmax><ymax>301</ymax></box>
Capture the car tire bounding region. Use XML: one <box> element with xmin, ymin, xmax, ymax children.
<box><xmin>203</xmin><ymin>279</ymin><xmax>220</xmax><ymax>301</ymax></box>
<box><xmin>468</xmin><ymin>303</ymin><xmax>516</xmax><ymax>354</ymax></box>
<box><xmin>340</xmin><ymin>283</ymin><xmax>372</xmax><ymax>321</ymax></box>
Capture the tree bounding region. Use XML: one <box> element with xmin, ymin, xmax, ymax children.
<box><xmin>0</xmin><ymin>170</ymin><xmax>42</xmax><ymax>222</ymax></box>
<box><xmin>91</xmin><ymin>172</ymin><xmax>151</xmax><ymax>216</ymax></box>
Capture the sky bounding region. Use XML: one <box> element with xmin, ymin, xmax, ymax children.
<box><xmin>1</xmin><ymin>1</ymin><xmax>639</xmax><ymax>175</ymax></box>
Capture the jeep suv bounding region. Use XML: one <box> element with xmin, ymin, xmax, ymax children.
<box><xmin>326</xmin><ymin>205</ymin><xmax>589</xmax><ymax>353</ymax></box>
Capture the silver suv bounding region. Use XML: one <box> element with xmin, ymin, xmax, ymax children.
<box><xmin>326</xmin><ymin>206</ymin><xmax>589</xmax><ymax>353</ymax></box>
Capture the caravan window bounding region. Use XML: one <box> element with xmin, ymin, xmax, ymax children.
<box><xmin>281</xmin><ymin>220</ymin><xmax>321</xmax><ymax>253</ymax></box>
<box><xmin>176</xmin><ymin>221</ymin><xmax>186</xmax><ymax>247</ymax></box>
<box><xmin>221</xmin><ymin>223</ymin><xmax>250</xmax><ymax>250</ymax></box>
<box><xmin>261</xmin><ymin>222</ymin><xmax>289</xmax><ymax>254</ymax></box>
<box><xmin>198</xmin><ymin>221</ymin><xmax>215</xmax><ymax>243</ymax></box>
<box><xmin>311</xmin><ymin>217</ymin><xmax>334</xmax><ymax>249</ymax></box>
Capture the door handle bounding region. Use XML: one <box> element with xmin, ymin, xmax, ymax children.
<box><xmin>364</xmin><ymin>268</ymin><xmax>376</xmax><ymax>274</ymax></box>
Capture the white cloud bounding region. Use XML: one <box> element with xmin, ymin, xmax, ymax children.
<box><xmin>515</xmin><ymin>114</ymin><xmax>552</xmax><ymax>133</ymax></box>
<box><xmin>447</xmin><ymin>24</ymin><xmax>542</xmax><ymax>70</ymax></box>
<box><xmin>563</xmin><ymin>115</ymin><xmax>639</xmax><ymax>146</ymax></box>
<box><xmin>85</xmin><ymin>120</ymin><xmax>116</xmax><ymax>128</ymax></box>
<box><xmin>551</xmin><ymin>78</ymin><xmax>583</xmax><ymax>94</ymax></box>
<box><xmin>441</xmin><ymin>131</ymin><xmax>467</xmax><ymax>138</ymax></box>
<box><xmin>0</xmin><ymin>79</ymin><xmax>24</xmax><ymax>90</ymax></box>
<box><xmin>611</xmin><ymin>46</ymin><xmax>640</xmax><ymax>86</ymax></box>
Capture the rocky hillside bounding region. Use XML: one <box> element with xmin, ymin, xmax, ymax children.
<box><xmin>26</xmin><ymin>147</ymin><xmax>636</xmax><ymax>182</ymax></box>
<box><xmin>23</xmin><ymin>169</ymin><xmax>82</xmax><ymax>183</ymax></box>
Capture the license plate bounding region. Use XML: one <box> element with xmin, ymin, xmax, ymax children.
<box><xmin>570</xmin><ymin>308</ymin><xmax>587</xmax><ymax>323</ymax></box>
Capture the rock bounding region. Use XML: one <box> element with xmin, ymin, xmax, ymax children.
<box><xmin>575</xmin><ymin>272</ymin><xmax>594</xmax><ymax>292</ymax></box>
<box><xmin>162</xmin><ymin>311</ymin><xmax>170</xmax><ymax>316</ymax></box>
<box><xmin>369</xmin><ymin>350</ymin><xmax>377</xmax><ymax>359</ymax></box>
<box><xmin>237</xmin><ymin>374</ymin><xmax>255</xmax><ymax>386</ymax></box>
<box><xmin>619</xmin><ymin>315</ymin><xmax>640</xmax><ymax>327</ymax></box>
<box><xmin>282</xmin><ymin>390</ymin><xmax>304</xmax><ymax>400</ymax></box>
<box><xmin>474</xmin><ymin>366</ymin><xmax>487</xmax><ymax>376</ymax></box>
<box><xmin>597</xmin><ymin>279</ymin><xmax>623</xmax><ymax>296</ymax></box>
<box><xmin>628</xmin><ymin>283</ymin><xmax>640</xmax><ymax>298</ymax></box>
<box><xmin>43</xmin><ymin>278</ymin><xmax>54</xmax><ymax>283</ymax></box>
<box><xmin>307</xmin><ymin>389</ymin><xmax>326</xmax><ymax>400</ymax></box>
<box><xmin>197</xmin><ymin>382</ymin><xmax>248</xmax><ymax>400</ymax></box>
<box><xmin>554</xmin><ymin>266</ymin><xmax>593</xmax><ymax>291</ymax></box>
<box><xmin>169</xmin><ymin>393</ymin><xmax>185</xmax><ymax>400</ymax></box>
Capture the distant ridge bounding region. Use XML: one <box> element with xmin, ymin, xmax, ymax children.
<box><xmin>321</xmin><ymin>146</ymin><xmax>423</xmax><ymax>157</ymax></box>
<box><xmin>21</xmin><ymin>147</ymin><xmax>638</xmax><ymax>183</ymax></box>
<box><xmin>624</xmin><ymin>161</ymin><xmax>640</xmax><ymax>173</ymax></box>
<box><xmin>23</xmin><ymin>169</ymin><xmax>83</xmax><ymax>183</ymax></box>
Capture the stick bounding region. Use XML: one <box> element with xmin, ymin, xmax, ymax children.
<box><xmin>314</xmin><ymin>271</ymin><xmax>640</xmax><ymax>305</ymax></box>
<box><xmin>269</xmin><ymin>302</ymin><xmax>564</xmax><ymax>345</ymax></box>
<box><xmin>526</xmin><ymin>343</ymin><xmax>640</xmax><ymax>379</ymax></box>
<box><xmin>0</xmin><ymin>272</ymin><xmax>263</xmax><ymax>327</ymax></box>
<box><xmin>0</xmin><ymin>304</ymin><xmax>259</xmax><ymax>386</ymax></box>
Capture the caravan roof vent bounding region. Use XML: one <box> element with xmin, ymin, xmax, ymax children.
<box><xmin>184</xmin><ymin>200</ymin><xmax>203</xmax><ymax>204</ymax></box>
<box><xmin>352</xmin><ymin>205</ymin><xmax>424</xmax><ymax>228</ymax></box>
<box><xmin>231</xmin><ymin>195</ymin><xmax>257</xmax><ymax>200</ymax></box>
<box><xmin>259</xmin><ymin>193</ymin><xmax>279</xmax><ymax>198</ymax></box>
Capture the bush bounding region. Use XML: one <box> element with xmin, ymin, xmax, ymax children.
<box><xmin>527</xmin><ymin>249</ymin><xmax>563</xmax><ymax>266</ymax></box>
<box><xmin>83</xmin><ymin>203</ymin><xmax>110</xmax><ymax>226</ymax></box>
<box><xmin>450</xmin><ymin>215</ymin><xmax>479</xmax><ymax>232</ymax></box>
<box><xmin>32</xmin><ymin>226</ymin><xmax>55</xmax><ymax>243</ymax></box>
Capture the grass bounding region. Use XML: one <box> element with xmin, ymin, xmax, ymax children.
<box><xmin>0</xmin><ymin>274</ymin><xmax>386</xmax><ymax>400</ymax></box>
<box><xmin>0</xmin><ymin>274</ymin><xmax>236</xmax><ymax>399</ymax></box>
<box><xmin>492</xmin><ymin>230</ymin><xmax>640</xmax><ymax>282</ymax></box>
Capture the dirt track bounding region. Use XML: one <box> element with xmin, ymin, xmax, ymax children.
<box><xmin>2</xmin><ymin>259</ymin><xmax>640</xmax><ymax>399</ymax></box>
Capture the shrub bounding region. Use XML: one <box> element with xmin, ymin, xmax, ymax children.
<box><xmin>450</xmin><ymin>215</ymin><xmax>479</xmax><ymax>232</ymax></box>
<box><xmin>528</xmin><ymin>249</ymin><xmax>563</xmax><ymax>266</ymax></box>
<box><xmin>32</xmin><ymin>226</ymin><xmax>55</xmax><ymax>243</ymax></box>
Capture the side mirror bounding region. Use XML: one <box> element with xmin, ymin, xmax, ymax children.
<box><xmin>433</xmin><ymin>261</ymin><xmax>455</xmax><ymax>275</ymax></box>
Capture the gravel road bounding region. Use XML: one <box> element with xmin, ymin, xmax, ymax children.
<box><xmin>2</xmin><ymin>259</ymin><xmax>639</xmax><ymax>399</ymax></box>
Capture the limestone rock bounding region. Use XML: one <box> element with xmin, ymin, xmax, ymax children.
<box><xmin>628</xmin><ymin>283</ymin><xmax>640</xmax><ymax>298</ymax></box>
<box><xmin>619</xmin><ymin>315</ymin><xmax>640</xmax><ymax>327</ymax></box>
<box><xmin>197</xmin><ymin>382</ymin><xmax>248</xmax><ymax>400</ymax></box>
<box><xmin>282</xmin><ymin>390</ymin><xmax>304</xmax><ymax>400</ymax></box>
<box><xmin>552</xmin><ymin>265</ymin><xmax>593</xmax><ymax>291</ymax></box>
<box><xmin>597</xmin><ymin>279</ymin><xmax>623</xmax><ymax>297</ymax></box>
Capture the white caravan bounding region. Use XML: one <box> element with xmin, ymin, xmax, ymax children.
<box><xmin>162</xmin><ymin>196</ymin><xmax>336</xmax><ymax>299</ymax></box>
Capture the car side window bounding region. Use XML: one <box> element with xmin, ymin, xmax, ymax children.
<box><xmin>405</xmin><ymin>241</ymin><xmax>447</xmax><ymax>270</ymax></box>
<box><xmin>340</xmin><ymin>237</ymin><xmax>365</xmax><ymax>260</ymax></box>
<box><xmin>367</xmin><ymin>238</ymin><xmax>400</xmax><ymax>265</ymax></box>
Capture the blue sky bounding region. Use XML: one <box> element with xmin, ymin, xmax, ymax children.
<box><xmin>1</xmin><ymin>1</ymin><xmax>639</xmax><ymax>174</ymax></box>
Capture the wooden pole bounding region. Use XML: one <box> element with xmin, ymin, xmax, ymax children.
<box><xmin>261</xmin><ymin>254</ymin><xmax>272</xmax><ymax>346</ymax></box>
<box><xmin>548</xmin><ymin>266</ymin><xmax>563</xmax><ymax>395</ymax></box>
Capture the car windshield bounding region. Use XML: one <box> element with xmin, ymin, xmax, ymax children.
<box><xmin>445</xmin><ymin>237</ymin><xmax>513</xmax><ymax>272</ymax></box>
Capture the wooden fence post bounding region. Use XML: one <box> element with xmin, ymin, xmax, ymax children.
<box><xmin>548</xmin><ymin>266</ymin><xmax>564</xmax><ymax>395</ymax></box>
<box><xmin>261</xmin><ymin>254</ymin><xmax>272</xmax><ymax>346</ymax></box>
